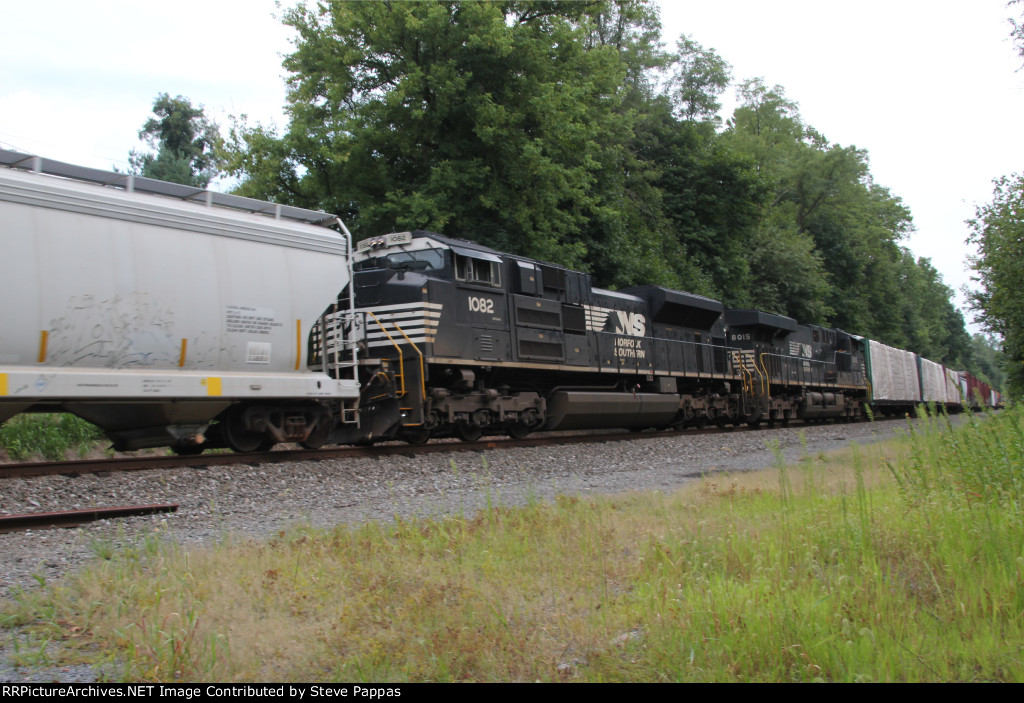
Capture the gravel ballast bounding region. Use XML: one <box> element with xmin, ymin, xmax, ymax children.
<box><xmin>0</xmin><ymin>417</ymin><xmax>930</xmax><ymax>602</ymax></box>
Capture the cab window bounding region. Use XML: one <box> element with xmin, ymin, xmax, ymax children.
<box><xmin>455</xmin><ymin>253</ymin><xmax>501</xmax><ymax>287</ymax></box>
<box><xmin>355</xmin><ymin>249</ymin><xmax>446</xmax><ymax>272</ymax></box>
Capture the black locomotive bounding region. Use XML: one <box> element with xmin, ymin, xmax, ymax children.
<box><xmin>317</xmin><ymin>230</ymin><xmax>868</xmax><ymax>445</ymax></box>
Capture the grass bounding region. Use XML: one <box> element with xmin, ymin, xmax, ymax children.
<box><xmin>2</xmin><ymin>408</ymin><xmax>1023</xmax><ymax>681</ymax></box>
<box><xmin>0</xmin><ymin>413</ymin><xmax>106</xmax><ymax>461</ymax></box>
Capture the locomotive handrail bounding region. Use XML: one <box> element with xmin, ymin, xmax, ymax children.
<box><xmin>758</xmin><ymin>353</ymin><xmax>770</xmax><ymax>397</ymax></box>
<box><xmin>388</xmin><ymin>320</ymin><xmax>427</xmax><ymax>427</ymax></box>
<box><xmin>744</xmin><ymin>366</ymin><xmax>757</xmax><ymax>396</ymax></box>
<box><xmin>747</xmin><ymin>351</ymin><xmax>764</xmax><ymax>396</ymax></box>
<box><xmin>758</xmin><ymin>351</ymin><xmax>840</xmax><ymax>387</ymax></box>
<box><xmin>734</xmin><ymin>351</ymin><xmax>755</xmax><ymax>396</ymax></box>
<box><xmin>365</xmin><ymin>370</ymin><xmax>395</xmax><ymax>402</ymax></box>
<box><xmin>367</xmin><ymin>311</ymin><xmax>407</xmax><ymax>399</ymax></box>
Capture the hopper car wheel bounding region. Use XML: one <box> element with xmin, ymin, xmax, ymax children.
<box><xmin>457</xmin><ymin>423</ymin><xmax>482</xmax><ymax>442</ymax></box>
<box><xmin>301</xmin><ymin>418</ymin><xmax>331</xmax><ymax>449</ymax></box>
<box><xmin>222</xmin><ymin>407</ymin><xmax>267</xmax><ymax>453</ymax></box>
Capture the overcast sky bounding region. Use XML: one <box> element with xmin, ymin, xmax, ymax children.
<box><xmin>2</xmin><ymin>1</ymin><xmax>1022</xmax><ymax>330</ymax></box>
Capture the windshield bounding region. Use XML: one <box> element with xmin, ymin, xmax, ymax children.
<box><xmin>354</xmin><ymin>249</ymin><xmax>447</xmax><ymax>272</ymax></box>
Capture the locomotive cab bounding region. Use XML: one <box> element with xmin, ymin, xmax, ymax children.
<box><xmin>342</xmin><ymin>231</ymin><xmax>557</xmax><ymax>442</ymax></box>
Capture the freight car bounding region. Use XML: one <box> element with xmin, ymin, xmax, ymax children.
<box><xmin>859</xmin><ymin>337</ymin><xmax>997</xmax><ymax>416</ymax></box>
<box><xmin>0</xmin><ymin>149</ymin><xmax>361</xmax><ymax>453</ymax></box>
<box><xmin>0</xmin><ymin>152</ymin><xmax>998</xmax><ymax>454</ymax></box>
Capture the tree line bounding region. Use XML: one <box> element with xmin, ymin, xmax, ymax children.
<box><xmin>129</xmin><ymin>1</ymin><xmax>1007</xmax><ymax>389</ymax></box>
<box><xmin>964</xmin><ymin>0</ymin><xmax>1024</xmax><ymax>396</ymax></box>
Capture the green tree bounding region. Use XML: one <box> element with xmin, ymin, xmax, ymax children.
<box><xmin>129</xmin><ymin>93</ymin><xmax>223</xmax><ymax>188</ymax></box>
<box><xmin>721</xmin><ymin>80</ymin><xmax>838</xmax><ymax>323</ymax></box>
<box><xmin>895</xmin><ymin>253</ymin><xmax>971</xmax><ymax>366</ymax></box>
<box><xmin>967</xmin><ymin>173</ymin><xmax>1024</xmax><ymax>396</ymax></box>
<box><xmin>746</xmin><ymin>221</ymin><xmax>832</xmax><ymax>323</ymax></box>
<box><xmin>723</xmin><ymin>78</ymin><xmax>923</xmax><ymax>335</ymax></box>
<box><xmin>637</xmin><ymin>100</ymin><xmax>766</xmax><ymax>302</ymax></box>
<box><xmin>226</xmin><ymin>0</ymin><xmax>665</xmax><ymax>274</ymax></box>
<box><xmin>725</xmin><ymin>78</ymin><xmax>803</xmax><ymax>172</ymax></box>
<box><xmin>968</xmin><ymin>334</ymin><xmax>1005</xmax><ymax>390</ymax></box>
<box><xmin>669</xmin><ymin>36</ymin><xmax>731</xmax><ymax>123</ymax></box>
<box><xmin>218</xmin><ymin>0</ymin><xmax>972</xmax><ymax>356</ymax></box>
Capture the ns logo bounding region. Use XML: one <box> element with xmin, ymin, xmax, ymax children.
<box><xmin>613</xmin><ymin>311</ymin><xmax>646</xmax><ymax>337</ymax></box>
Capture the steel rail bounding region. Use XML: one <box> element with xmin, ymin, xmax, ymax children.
<box><xmin>0</xmin><ymin>504</ymin><xmax>179</xmax><ymax>534</ymax></box>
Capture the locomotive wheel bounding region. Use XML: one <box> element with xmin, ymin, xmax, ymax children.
<box><xmin>401</xmin><ymin>427</ymin><xmax>431</xmax><ymax>445</ymax></box>
<box><xmin>221</xmin><ymin>407</ymin><xmax>266</xmax><ymax>453</ymax></box>
<box><xmin>457</xmin><ymin>423</ymin><xmax>482</xmax><ymax>442</ymax></box>
<box><xmin>506</xmin><ymin>422</ymin><xmax>530</xmax><ymax>440</ymax></box>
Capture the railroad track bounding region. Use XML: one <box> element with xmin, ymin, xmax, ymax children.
<box><xmin>0</xmin><ymin>426</ymin><xmax>753</xmax><ymax>535</ymax></box>
<box><xmin>0</xmin><ymin>424</ymin><xmax>771</xmax><ymax>479</ymax></box>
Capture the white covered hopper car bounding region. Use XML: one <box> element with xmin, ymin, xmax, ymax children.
<box><xmin>0</xmin><ymin>149</ymin><xmax>360</xmax><ymax>453</ymax></box>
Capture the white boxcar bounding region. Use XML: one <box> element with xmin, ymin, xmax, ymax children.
<box><xmin>944</xmin><ymin>366</ymin><xmax>962</xmax><ymax>407</ymax></box>
<box><xmin>866</xmin><ymin>339</ymin><xmax>920</xmax><ymax>406</ymax></box>
<box><xmin>917</xmin><ymin>357</ymin><xmax>946</xmax><ymax>403</ymax></box>
<box><xmin>0</xmin><ymin>150</ymin><xmax>360</xmax><ymax>451</ymax></box>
